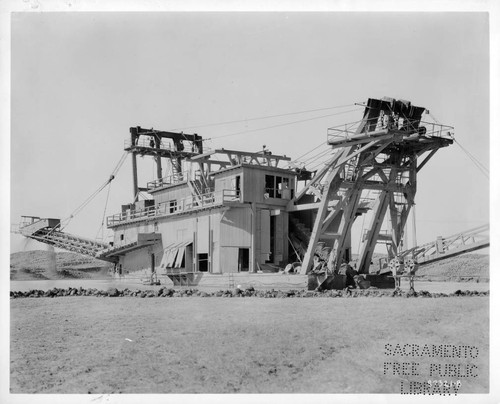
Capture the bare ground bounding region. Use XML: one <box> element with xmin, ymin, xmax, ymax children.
<box><xmin>10</xmin><ymin>296</ymin><xmax>489</xmax><ymax>394</ymax></box>
<box><xmin>10</xmin><ymin>250</ymin><xmax>112</xmax><ymax>281</ymax></box>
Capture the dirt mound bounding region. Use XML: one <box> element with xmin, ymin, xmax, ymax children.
<box><xmin>414</xmin><ymin>253</ymin><xmax>489</xmax><ymax>280</ymax></box>
<box><xmin>10</xmin><ymin>250</ymin><xmax>113</xmax><ymax>280</ymax></box>
<box><xmin>366</xmin><ymin>252</ymin><xmax>489</xmax><ymax>281</ymax></box>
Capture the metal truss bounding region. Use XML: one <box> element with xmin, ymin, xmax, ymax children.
<box><xmin>295</xmin><ymin>97</ymin><xmax>454</xmax><ymax>274</ymax></box>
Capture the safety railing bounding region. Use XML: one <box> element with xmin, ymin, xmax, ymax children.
<box><xmin>106</xmin><ymin>189</ymin><xmax>241</xmax><ymax>227</ymax></box>
<box><xmin>146</xmin><ymin>171</ymin><xmax>190</xmax><ymax>190</ymax></box>
<box><xmin>327</xmin><ymin>116</ymin><xmax>381</xmax><ymax>144</ymax></box>
<box><xmin>327</xmin><ymin>116</ymin><xmax>454</xmax><ymax>145</ymax></box>
<box><xmin>107</xmin><ymin>204</ymin><xmax>168</xmax><ymax>227</ymax></box>
<box><xmin>418</xmin><ymin>121</ymin><xmax>454</xmax><ymax>139</ymax></box>
<box><xmin>222</xmin><ymin>189</ymin><xmax>240</xmax><ymax>202</ymax></box>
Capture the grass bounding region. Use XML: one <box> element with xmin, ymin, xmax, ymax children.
<box><xmin>10</xmin><ymin>296</ymin><xmax>489</xmax><ymax>394</ymax></box>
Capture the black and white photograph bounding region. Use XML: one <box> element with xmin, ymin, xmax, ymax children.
<box><xmin>2</xmin><ymin>0</ymin><xmax>498</xmax><ymax>402</ymax></box>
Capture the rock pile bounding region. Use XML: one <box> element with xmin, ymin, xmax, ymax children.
<box><xmin>9</xmin><ymin>287</ymin><xmax>489</xmax><ymax>299</ymax></box>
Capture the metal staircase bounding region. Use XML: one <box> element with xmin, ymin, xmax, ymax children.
<box><xmin>187</xmin><ymin>179</ymin><xmax>204</xmax><ymax>205</ymax></box>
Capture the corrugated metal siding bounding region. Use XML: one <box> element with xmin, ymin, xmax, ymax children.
<box><xmin>154</xmin><ymin>185</ymin><xmax>192</xmax><ymax>206</ymax></box>
<box><xmin>220</xmin><ymin>247</ymin><xmax>239</xmax><ymax>273</ymax></box>
<box><xmin>122</xmin><ymin>245</ymin><xmax>162</xmax><ymax>273</ymax></box>
<box><xmin>213</xmin><ymin>169</ymin><xmax>243</xmax><ymax>194</ymax></box>
<box><xmin>212</xmin><ymin>211</ymin><xmax>221</xmax><ymax>273</ymax></box>
<box><xmin>220</xmin><ymin>208</ymin><xmax>252</xmax><ymax>247</ymax></box>
<box><xmin>196</xmin><ymin>215</ymin><xmax>210</xmax><ymax>253</ymax></box>
<box><xmin>259</xmin><ymin>209</ymin><xmax>270</xmax><ymax>263</ymax></box>
<box><xmin>242</xmin><ymin>167</ymin><xmax>294</xmax><ymax>205</ymax></box>
<box><xmin>114</xmin><ymin>222</ymin><xmax>155</xmax><ymax>247</ymax></box>
<box><xmin>274</xmin><ymin>212</ymin><xmax>284</xmax><ymax>264</ymax></box>
<box><xmin>243</xmin><ymin>169</ymin><xmax>264</xmax><ymax>203</ymax></box>
<box><xmin>158</xmin><ymin>215</ymin><xmax>195</xmax><ymax>246</ymax></box>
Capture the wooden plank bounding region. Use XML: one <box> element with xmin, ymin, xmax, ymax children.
<box><xmin>190</xmin><ymin>273</ymin><xmax>309</xmax><ymax>290</ymax></box>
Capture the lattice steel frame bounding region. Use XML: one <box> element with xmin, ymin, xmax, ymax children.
<box><xmin>296</xmin><ymin>97</ymin><xmax>454</xmax><ymax>274</ymax></box>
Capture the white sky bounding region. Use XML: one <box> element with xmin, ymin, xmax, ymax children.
<box><xmin>8</xmin><ymin>11</ymin><xmax>490</xmax><ymax>254</ymax></box>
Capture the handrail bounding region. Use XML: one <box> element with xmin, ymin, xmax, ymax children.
<box><xmin>146</xmin><ymin>171</ymin><xmax>190</xmax><ymax>190</ymax></box>
<box><xmin>106</xmin><ymin>189</ymin><xmax>241</xmax><ymax>227</ymax></box>
<box><xmin>327</xmin><ymin>116</ymin><xmax>454</xmax><ymax>144</ymax></box>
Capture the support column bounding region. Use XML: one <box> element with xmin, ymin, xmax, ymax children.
<box><xmin>155</xmin><ymin>137</ymin><xmax>162</xmax><ymax>179</ymax></box>
<box><xmin>387</xmin><ymin>159</ymin><xmax>415</xmax><ymax>258</ymax></box>
<box><xmin>357</xmin><ymin>190</ymin><xmax>390</xmax><ymax>273</ymax></box>
<box><xmin>329</xmin><ymin>186</ymin><xmax>363</xmax><ymax>272</ymax></box>
<box><xmin>300</xmin><ymin>149</ymin><xmax>353</xmax><ymax>274</ymax></box>
<box><xmin>132</xmin><ymin>152</ymin><xmax>139</xmax><ymax>202</ymax></box>
<box><xmin>130</xmin><ymin>127</ymin><xmax>139</xmax><ymax>202</ymax></box>
<box><xmin>250</xmin><ymin>203</ymin><xmax>257</xmax><ymax>272</ymax></box>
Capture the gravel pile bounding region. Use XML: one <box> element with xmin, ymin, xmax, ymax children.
<box><xmin>10</xmin><ymin>286</ymin><xmax>489</xmax><ymax>299</ymax></box>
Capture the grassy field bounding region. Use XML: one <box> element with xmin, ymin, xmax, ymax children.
<box><xmin>10</xmin><ymin>296</ymin><xmax>489</xmax><ymax>394</ymax></box>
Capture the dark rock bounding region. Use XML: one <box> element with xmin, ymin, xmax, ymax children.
<box><xmin>107</xmin><ymin>288</ymin><xmax>119</xmax><ymax>297</ymax></box>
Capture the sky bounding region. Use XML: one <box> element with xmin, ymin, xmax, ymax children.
<box><xmin>7</xmin><ymin>11</ymin><xmax>491</xmax><ymax>256</ymax></box>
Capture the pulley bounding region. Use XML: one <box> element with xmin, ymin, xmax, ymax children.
<box><xmin>388</xmin><ymin>258</ymin><xmax>404</xmax><ymax>274</ymax></box>
<box><xmin>404</xmin><ymin>257</ymin><xmax>416</xmax><ymax>274</ymax></box>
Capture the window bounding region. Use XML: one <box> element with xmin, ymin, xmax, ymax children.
<box><xmin>120</xmin><ymin>234</ymin><xmax>124</xmax><ymax>241</ymax></box>
<box><xmin>265</xmin><ymin>175</ymin><xmax>275</xmax><ymax>198</ymax></box>
<box><xmin>275</xmin><ymin>176</ymin><xmax>282</xmax><ymax>197</ymax></box>
<box><xmin>264</xmin><ymin>175</ymin><xmax>292</xmax><ymax>199</ymax></box>
<box><xmin>198</xmin><ymin>253</ymin><xmax>209</xmax><ymax>272</ymax></box>
<box><xmin>169</xmin><ymin>200</ymin><xmax>177</xmax><ymax>214</ymax></box>
<box><xmin>235</xmin><ymin>175</ymin><xmax>241</xmax><ymax>195</ymax></box>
